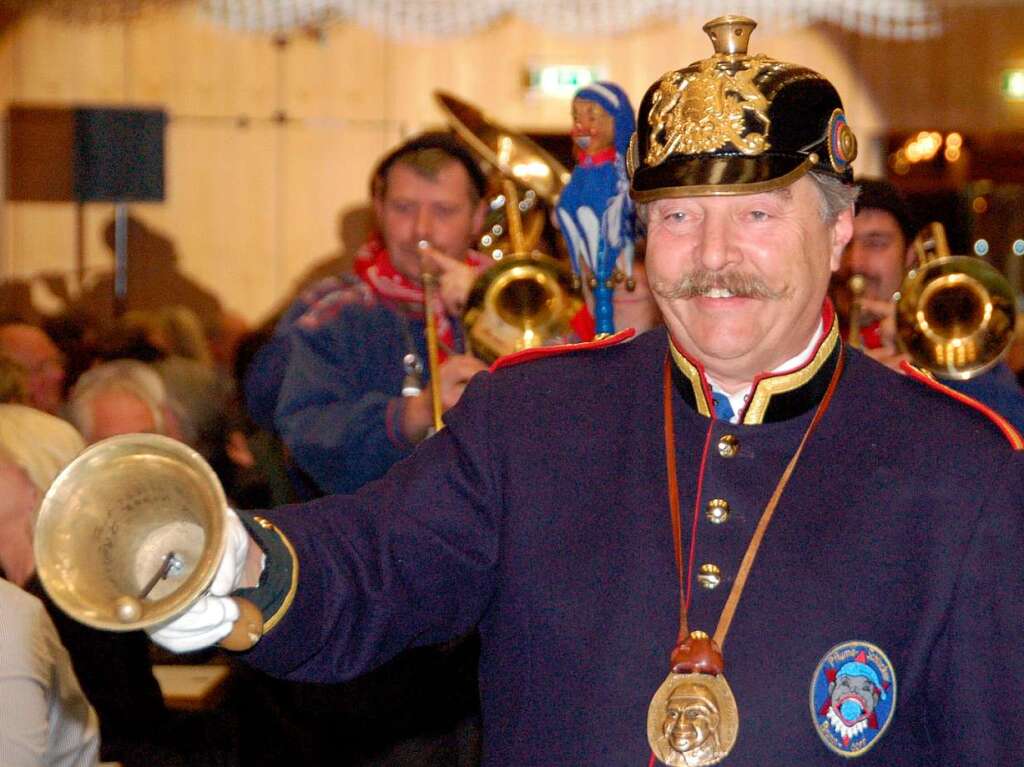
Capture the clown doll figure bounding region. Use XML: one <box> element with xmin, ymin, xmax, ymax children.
<box><xmin>555</xmin><ymin>82</ymin><xmax>637</xmax><ymax>335</ymax></box>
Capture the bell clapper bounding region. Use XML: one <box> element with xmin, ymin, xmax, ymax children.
<box><xmin>138</xmin><ymin>551</ymin><xmax>184</xmax><ymax>600</ymax></box>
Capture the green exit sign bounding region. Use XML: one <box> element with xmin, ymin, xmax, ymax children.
<box><xmin>1003</xmin><ymin>69</ymin><xmax>1024</xmax><ymax>100</ymax></box>
<box><xmin>526</xmin><ymin>64</ymin><xmax>608</xmax><ymax>98</ymax></box>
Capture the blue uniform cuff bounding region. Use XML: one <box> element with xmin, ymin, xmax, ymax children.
<box><xmin>235</xmin><ymin>512</ymin><xmax>299</xmax><ymax>633</ymax></box>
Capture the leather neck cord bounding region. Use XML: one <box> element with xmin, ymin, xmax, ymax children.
<box><xmin>662</xmin><ymin>347</ymin><xmax>844</xmax><ymax>653</ymax></box>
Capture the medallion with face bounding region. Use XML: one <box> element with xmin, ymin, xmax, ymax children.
<box><xmin>648</xmin><ymin>673</ymin><xmax>738</xmax><ymax>766</ymax></box>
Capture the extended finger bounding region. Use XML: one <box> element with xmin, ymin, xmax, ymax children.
<box><xmin>420</xmin><ymin>244</ymin><xmax>467</xmax><ymax>273</ymax></box>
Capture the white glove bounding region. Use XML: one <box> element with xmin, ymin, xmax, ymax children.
<box><xmin>148</xmin><ymin>508</ymin><xmax>255</xmax><ymax>653</ymax></box>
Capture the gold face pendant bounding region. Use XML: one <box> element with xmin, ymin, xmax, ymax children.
<box><xmin>647</xmin><ymin>672</ymin><xmax>739</xmax><ymax>766</ymax></box>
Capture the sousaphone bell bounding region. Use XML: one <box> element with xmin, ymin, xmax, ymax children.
<box><xmin>34</xmin><ymin>433</ymin><xmax>261</xmax><ymax>650</ymax></box>
<box><xmin>434</xmin><ymin>90</ymin><xmax>570</xmax><ymax>259</ymax></box>
<box><xmin>434</xmin><ymin>91</ymin><xmax>583</xmax><ymax>362</ymax></box>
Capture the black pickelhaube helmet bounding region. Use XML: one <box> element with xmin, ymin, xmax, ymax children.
<box><xmin>628</xmin><ymin>15</ymin><xmax>857</xmax><ymax>201</ymax></box>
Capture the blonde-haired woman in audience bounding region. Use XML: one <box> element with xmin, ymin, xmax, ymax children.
<box><xmin>0</xmin><ymin>404</ymin><xmax>84</xmax><ymax>586</ymax></box>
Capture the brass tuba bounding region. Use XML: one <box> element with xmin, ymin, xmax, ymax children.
<box><xmin>434</xmin><ymin>91</ymin><xmax>583</xmax><ymax>364</ymax></box>
<box><xmin>896</xmin><ymin>222</ymin><xmax>1017</xmax><ymax>380</ymax></box>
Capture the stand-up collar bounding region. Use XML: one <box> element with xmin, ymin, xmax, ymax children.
<box><xmin>668</xmin><ymin>303</ymin><xmax>842</xmax><ymax>425</ymax></box>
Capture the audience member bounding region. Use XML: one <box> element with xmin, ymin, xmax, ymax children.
<box><xmin>91</xmin><ymin>319</ymin><xmax>166</xmax><ymax>364</ymax></box>
<box><xmin>156</xmin><ymin>305</ymin><xmax>215</xmax><ymax>367</ymax></box>
<box><xmin>0</xmin><ymin>322</ymin><xmax>66</xmax><ymax>415</ymax></box>
<box><xmin>67</xmin><ymin>360</ymin><xmax>184</xmax><ymax>444</ymax></box>
<box><xmin>206</xmin><ymin>309</ymin><xmax>249</xmax><ymax>379</ymax></box>
<box><xmin>91</xmin><ymin>311</ymin><xmax>232</xmax><ymax>471</ymax></box>
<box><xmin>41</xmin><ymin>310</ymin><xmax>98</xmax><ymax>398</ymax></box>
<box><xmin>0</xmin><ymin>405</ymin><xmax>84</xmax><ymax>587</ymax></box>
<box><xmin>0</xmin><ymin>577</ymin><xmax>100</xmax><ymax>767</ymax></box>
<box><xmin>0</xmin><ymin>356</ymin><xmax>28</xmax><ymax>404</ymax></box>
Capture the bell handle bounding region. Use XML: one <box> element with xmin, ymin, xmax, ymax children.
<box><xmin>218</xmin><ymin>597</ymin><xmax>264</xmax><ymax>651</ymax></box>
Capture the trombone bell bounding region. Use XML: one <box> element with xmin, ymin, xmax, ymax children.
<box><xmin>896</xmin><ymin>237</ymin><xmax>1017</xmax><ymax>380</ymax></box>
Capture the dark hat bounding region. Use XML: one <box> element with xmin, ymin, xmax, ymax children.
<box><xmin>854</xmin><ymin>178</ymin><xmax>916</xmax><ymax>242</ymax></box>
<box><xmin>627</xmin><ymin>15</ymin><xmax>857</xmax><ymax>202</ymax></box>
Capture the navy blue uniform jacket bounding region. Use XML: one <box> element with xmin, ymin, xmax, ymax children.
<box><xmin>241</xmin><ymin>326</ymin><xmax>1024</xmax><ymax>766</ymax></box>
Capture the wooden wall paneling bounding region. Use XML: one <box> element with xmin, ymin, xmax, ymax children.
<box><xmin>943</xmin><ymin>12</ymin><xmax>986</xmax><ymax>129</ymax></box>
<box><xmin>125</xmin><ymin>5</ymin><xmax>278</xmax><ymax>118</ymax></box>
<box><xmin>9</xmin><ymin>11</ymin><xmax>127</xmax><ymax>103</ymax></box>
<box><xmin>5</xmin><ymin>201</ymin><xmax>79</xmax><ymax>315</ymax></box>
<box><xmin>276</xmin><ymin>119</ymin><xmax>400</xmax><ymax>307</ymax></box>
<box><xmin>282</xmin><ymin>24</ymin><xmax>389</xmax><ymax>122</ymax></box>
<box><xmin>7</xmin><ymin>202</ymin><xmax>77</xmax><ymax>273</ymax></box>
<box><xmin>1</xmin><ymin>18</ymin><xmax>19</xmax><ymax>279</ymax></box>
<box><xmin>830</xmin><ymin>8</ymin><xmax>1024</xmax><ymax>134</ymax></box>
<box><xmin>984</xmin><ymin>7</ymin><xmax>1024</xmax><ymax>131</ymax></box>
<box><xmin>0</xmin><ymin>12</ymin><xmax>17</xmax><ymax>108</ymax></box>
<box><xmin>383</xmin><ymin>34</ymin><xmax>458</xmax><ymax>134</ymax></box>
<box><xmin>5</xmin><ymin>4</ymin><xmax>1022</xmax><ymax>324</ymax></box>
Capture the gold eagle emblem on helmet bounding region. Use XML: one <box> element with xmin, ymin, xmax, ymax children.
<box><xmin>645</xmin><ymin>55</ymin><xmax>773</xmax><ymax>166</ymax></box>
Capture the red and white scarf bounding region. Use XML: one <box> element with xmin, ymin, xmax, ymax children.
<box><xmin>354</xmin><ymin>233</ymin><xmax>485</xmax><ymax>362</ymax></box>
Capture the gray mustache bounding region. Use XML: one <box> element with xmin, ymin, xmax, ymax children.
<box><xmin>651</xmin><ymin>270</ymin><xmax>790</xmax><ymax>300</ymax></box>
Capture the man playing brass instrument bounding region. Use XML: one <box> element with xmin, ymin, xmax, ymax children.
<box><xmin>149</xmin><ymin>16</ymin><xmax>1024</xmax><ymax>766</ymax></box>
<box><xmin>834</xmin><ymin>177</ymin><xmax>1024</xmax><ymax>432</ymax></box>
<box><xmin>245</xmin><ymin>133</ymin><xmax>489</xmax><ymax>495</ymax></box>
<box><xmin>832</xmin><ymin>178</ymin><xmax>918</xmax><ymax>364</ymax></box>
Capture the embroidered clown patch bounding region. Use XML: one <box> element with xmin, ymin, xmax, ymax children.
<box><xmin>809</xmin><ymin>641</ymin><xmax>896</xmax><ymax>757</ymax></box>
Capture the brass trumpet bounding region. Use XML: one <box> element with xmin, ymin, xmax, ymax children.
<box><xmin>896</xmin><ymin>222</ymin><xmax>1017</xmax><ymax>380</ymax></box>
<box><xmin>419</xmin><ymin>262</ymin><xmax>445</xmax><ymax>433</ymax></box>
<box><xmin>846</xmin><ymin>274</ymin><xmax>867</xmax><ymax>350</ymax></box>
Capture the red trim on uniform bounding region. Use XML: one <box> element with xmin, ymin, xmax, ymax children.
<box><xmin>742</xmin><ymin>302</ymin><xmax>836</xmax><ymax>418</ymax></box>
<box><xmin>900</xmin><ymin>362</ymin><xmax>1024</xmax><ymax>450</ymax></box>
<box><xmin>487</xmin><ymin>328</ymin><xmax>635</xmax><ymax>372</ymax></box>
<box><xmin>667</xmin><ymin>336</ymin><xmax>716</xmax><ymax>407</ymax></box>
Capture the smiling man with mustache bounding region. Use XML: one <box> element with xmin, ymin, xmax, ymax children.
<box><xmin>142</xmin><ymin>15</ymin><xmax>1024</xmax><ymax>767</ymax></box>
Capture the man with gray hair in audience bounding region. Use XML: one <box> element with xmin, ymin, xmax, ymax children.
<box><xmin>67</xmin><ymin>360</ymin><xmax>186</xmax><ymax>445</ymax></box>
